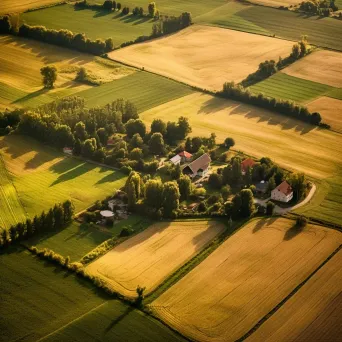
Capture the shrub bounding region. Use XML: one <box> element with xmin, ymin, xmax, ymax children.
<box><xmin>266</xmin><ymin>201</ymin><xmax>275</xmax><ymax>216</ymax></box>
<box><xmin>119</xmin><ymin>226</ymin><xmax>134</xmax><ymax>237</ymax></box>
<box><xmin>296</xmin><ymin>215</ymin><xmax>308</xmax><ymax>228</ymax></box>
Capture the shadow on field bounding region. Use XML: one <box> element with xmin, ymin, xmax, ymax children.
<box><xmin>95</xmin><ymin>171</ymin><xmax>127</xmax><ymax>185</ymax></box>
<box><xmin>104</xmin><ymin>306</ymin><xmax>134</xmax><ymax>335</ymax></box>
<box><xmin>198</xmin><ymin>97</ymin><xmax>316</xmax><ymax>135</ymax></box>
<box><xmin>13</xmin><ymin>88</ymin><xmax>50</xmax><ymax>105</ymax></box>
<box><xmin>284</xmin><ymin>223</ymin><xmax>304</xmax><ymax>241</ymax></box>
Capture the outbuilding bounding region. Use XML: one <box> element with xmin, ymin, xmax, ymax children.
<box><xmin>183</xmin><ymin>153</ymin><xmax>211</xmax><ymax>178</ymax></box>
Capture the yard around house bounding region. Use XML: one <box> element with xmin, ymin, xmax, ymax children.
<box><xmin>86</xmin><ymin>220</ymin><xmax>225</xmax><ymax>298</ymax></box>
<box><xmin>151</xmin><ymin>218</ymin><xmax>342</xmax><ymax>342</ymax></box>
<box><xmin>0</xmin><ymin>135</ymin><xmax>127</xmax><ymax>220</ymax></box>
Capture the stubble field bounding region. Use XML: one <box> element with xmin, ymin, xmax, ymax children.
<box><xmin>0</xmin><ymin>0</ymin><xmax>60</xmax><ymax>14</ymax></box>
<box><xmin>151</xmin><ymin>218</ymin><xmax>342</xmax><ymax>342</ymax></box>
<box><xmin>109</xmin><ymin>25</ymin><xmax>294</xmax><ymax>91</ymax></box>
<box><xmin>87</xmin><ymin>220</ymin><xmax>225</xmax><ymax>298</ymax></box>
<box><xmin>247</xmin><ymin>249</ymin><xmax>342</xmax><ymax>342</ymax></box>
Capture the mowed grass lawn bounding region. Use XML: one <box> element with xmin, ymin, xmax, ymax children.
<box><xmin>141</xmin><ymin>93</ymin><xmax>342</xmax><ymax>225</ymax></box>
<box><xmin>78</xmin><ymin>71</ymin><xmax>194</xmax><ymax>112</ymax></box>
<box><xmin>249</xmin><ymin>73</ymin><xmax>334</xmax><ymax>104</ymax></box>
<box><xmin>0</xmin><ymin>135</ymin><xmax>126</xmax><ymax>219</ymax></box>
<box><xmin>0</xmin><ymin>250</ymin><xmax>184</xmax><ymax>342</ymax></box>
<box><xmin>21</xmin><ymin>4</ymin><xmax>154</xmax><ymax>44</ymax></box>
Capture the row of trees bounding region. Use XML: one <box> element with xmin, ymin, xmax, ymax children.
<box><xmin>152</xmin><ymin>12</ymin><xmax>192</xmax><ymax>36</ymax></box>
<box><xmin>0</xmin><ymin>200</ymin><xmax>74</xmax><ymax>248</ymax></box>
<box><xmin>299</xmin><ymin>0</ymin><xmax>338</xmax><ymax>16</ymax></box>
<box><xmin>220</xmin><ymin>82</ymin><xmax>324</xmax><ymax>126</ymax></box>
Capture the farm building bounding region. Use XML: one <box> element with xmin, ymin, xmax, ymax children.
<box><xmin>170</xmin><ymin>154</ymin><xmax>181</xmax><ymax>165</ymax></box>
<box><xmin>271</xmin><ymin>180</ymin><xmax>293</xmax><ymax>203</ymax></box>
<box><xmin>178</xmin><ymin>151</ymin><xmax>193</xmax><ymax>163</ymax></box>
<box><xmin>256</xmin><ymin>180</ymin><xmax>268</xmax><ymax>194</ymax></box>
<box><xmin>241</xmin><ymin>158</ymin><xmax>256</xmax><ymax>175</ymax></box>
<box><xmin>63</xmin><ymin>147</ymin><xmax>73</xmax><ymax>155</ymax></box>
<box><xmin>183</xmin><ymin>153</ymin><xmax>211</xmax><ymax>178</ymax></box>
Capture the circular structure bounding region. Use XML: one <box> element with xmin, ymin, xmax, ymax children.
<box><xmin>100</xmin><ymin>210</ymin><xmax>114</xmax><ymax>218</ymax></box>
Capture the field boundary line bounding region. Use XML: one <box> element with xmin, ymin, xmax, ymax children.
<box><xmin>36</xmin><ymin>301</ymin><xmax>107</xmax><ymax>342</ymax></box>
<box><xmin>236</xmin><ymin>243</ymin><xmax>342</xmax><ymax>341</ymax></box>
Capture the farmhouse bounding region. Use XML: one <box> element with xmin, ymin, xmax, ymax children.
<box><xmin>183</xmin><ymin>153</ymin><xmax>211</xmax><ymax>178</ymax></box>
<box><xmin>170</xmin><ymin>154</ymin><xmax>181</xmax><ymax>165</ymax></box>
<box><xmin>178</xmin><ymin>150</ymin><xmax>193</xmax><ymax>162</ymax></box>
<box><xmin>241</xmin><ymin>158</ymin><xmax>256</xmax><ymax>175</ymax></box>
<box><xmin>271</xmin><ymin>180</ymin><xmax>293</xmax><ymax>203</ymax></box>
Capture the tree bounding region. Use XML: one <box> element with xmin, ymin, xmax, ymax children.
<box><xmin>145</xmin><ymin>179</ymin><xmax>163</xmax><ymax>209</ymax></box>
<box><xmin>171</xmin><ymin>163</ymin><xmax>181</xmax><ymax>180</ymax></box>
<box><xmin>296</xmin><ymin>215</ymin><xmax>308</xmax><ymax>228</ymax></box>
<box><xmin>222</xmin><ymin>164</ymin><xmax>233</xmax><ymax>185</ymax></box>
<box><xmin>191</xmin><ymin>137</ymin><xmax>202</xmax><ymax>153</ymax></box>
<box><xmin>163</xmin><ymin>181</ymin><xmax>180</xmax><ymax>218</ymax></box>
<box><xmin>74</xmin><ymin>121</ymin><xmax>87</xmax><ymax>141</ymax></box>
<box><xmin>151</xmin><ymin>119</ymin><xmax>167</xmax><ymax>136</ymax></box>
<box><xmin>113</xmin><ymin>1</ymin><xmax>117</xmax><ymax>10</ymax></box>
<box><xmin>54</xmin><ymin>125</ymin><xmax>75</xmax><ymax>148</ymax></box>
<box><xmin>73</xmin><ymin>138</ymin><xmax>82</xmax><ymax>156</ymax></box>
<box><xmin>180</xmin><ymin>12</ymin><xmax>192</xmax><ymax>28</ymax></box>
<box><xmin>129</xmin><ymin>147</ymin><xmax>143</xmax><ymax>160</ymax></box>
<box><xmin>135</xmin><ymin>285</ymin><xmax>146</xmax><ymax>307</ymax></box>
<box><xmin>208</xmin><ymin>173</ymin><xmax>223</xmax><ymax>190</ymax></box>
<box><xmin>82</xmin><ymin>138</ymin><xmax>97</xmax><ymax>158</ymax></box>
<box><xmin>63</xmin><ymin>200</ymin><xmax>74</xmax><ymax>223</ymax></box>
<box><xmin>311</xmin><ymin>112</ymin><xmax>322</xmax><ymax>125</ymax></box>
<box><xmin>221</xmin><ymin>185</ymin><xmax>231</xmax><ymax>200</ymax></box>
<box><xmin>148</xmin><ymin>2</ymin><xmax>157</xmax><ymax>17</ymax></box>
<box><xmin>232</xmin><ymin>157</ymin><xmax>242</xmax><ymax>183</ymax></box>
<box><xmin>299</xmin><ymin>36</ymin><xmax>308</xmax><ymax>57</ymax></box>
<box><xmin>291</xmin><ymin>43</ymin><xmax>300</xmax><ymax>60</ymax></box>
<box><xmin>105</xmin><ymin>37</ymin><xmax>114</xmax><ymax>51</ymax></box>
<box><xmin>224</xmin><ymin>137</ymin><xmax>235</xmax><ymax>149</ymax></box>
<box><xmin>0</xmin><ymin>15</ymin><xmax>11</xmax><ymax>34</ymax></box>
<box><xmin>177</xmin><ymin>116</ymin><xmax>192</xmax><ymax>140</ymax></box>
<box><xmin>240</xmin><ymin>189</ymin><xmax>255</xmax><ymax>218</ymax></box>
<box><xmin>177</xmin><ymin>175</ymin><xmax>192</xmax><ymax>200</ymax></box>
<box><xmin>266</xmin><ymin>201</ymin><xmax>275</xmax><ymax>216</ymax></box>
<box><xmin>103</xmin><ymin>0</ymin><xmax>113</xmax><ymax>10</ymax></box>
<box><xmin>130</xmin><ymin>133</ymin><xmax>144</xmax><ymax>148</ymax></box>
<box><xmin>40</xmin><ymin>66</ymin><xmax>57</xmax><ymax>88</ymax></box>
<box><xmin>97</xmin><ymin>128</ymin><xmax>108</xmax><ymax>146</ymax></box>
<box><xmin>231</xmin><ymin>193</ymin><xmax>242</xmax><ymax>219</ymax></box>
<box><xmin>125</xmin><ymin>119</ymin><xmax>146</xmax><ymax>138</ymax></box>
<box><xmin>208</xmin><ymin>133</ymin><xmax>216</xmax><ymax>149</ymax></box>
<box><xmin>117</xmin><ymin>2</ymin><xmax>121</xmax><ymax>10</ymax></box>
<box><xmin>149</xmin><ymin>132</ymin><xmax>164</xmax><ymax>155</ymax></box>
<box><xmin>75</xmin><ymin>67</ymin><xmax>88</xmax><ymax>82</ymax></box>
<box><xmin>288</xmin><ymin>172</ymin><xmax>306</xmax><ymax>200</ymax></box>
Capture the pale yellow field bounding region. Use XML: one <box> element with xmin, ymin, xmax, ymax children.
<box><xmin>0</xmin><ymin>35</ymin><xmax>134</xmax><ymax>107</ymax></box>
<box><xmin>248</xmin><ymin>0</ymin><xmax>301</xmax><ymax>8</ymax></box>
<box><xmin>86</xmin><ymin>220</ymin><xmax>225</xmax><ymax>298</ymax></box>
<box><xmin>247</xmin><ymin>250</ymin><xmax>342</xmax><ymax>342</ymax></box>
<box><xmin>307</xmin><ymin>96</ymin><xmax>342</xmax><ymax>133</ymax></box>
<box><xmin>109</xmin><ymin>25</ymin><xmax>294</xmax><ymax>91</ymax></box>
<box><xmin>0</xmin><ymin>0</ymin><xmax>62</xmax><ymax>14</ymax></box>
<box><xmin>283</xmin><ymin>50</ymin><xmax>342</xmax><ymax>88</ymax></box>
<box><xmin>141</xmin><ymin>93</ymin><xmax>342</xmax><ymax>179</ymax></box>
<box><xmin>151</xmin><ymin>218</ymin><xmax>342</xmax><ymax>342</ymax></box>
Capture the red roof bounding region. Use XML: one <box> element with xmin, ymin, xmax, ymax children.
<box><xmin>107</xmin><ymin>139</ymin><xmax>115</xmax><ymax>145</ymax></box>
<box><xmin>241</xmin><ymin>158</ymin><xmax>256</xmax><ymax>172</ymax></box>
<box><xmin>178</xmin><ymin>151</ymin><xmax>192</xmax><ymax>158</ymax></box>
<box><xmin>274</xmin><ymin>181</ymin><xmax>293</xmax><ymax>195</ymax></box>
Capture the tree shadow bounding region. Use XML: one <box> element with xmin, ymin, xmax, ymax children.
<box><xmin>283</xmin><ymin>222</ymin><xmax>304</xmax><ymax>241</ymax></box>
<box><xmin>95</xmin><ymin>171</ymin><xmax>127</xmax><ymax>185</ymax></box>
<box><xmin>104</xmin><ymin>306</ymin><xmax>134</xmax><ymax>335</ymax></box>
<box><xmin>93</xmin><ymin>10</ymin><xmax>112</xmax><ymax>18</ymax></box>
<box><xmin>132</xmin><ymin>16</ymin><xmax>152</xmax><ymax>25</ymax></box>
<box><xmin>252</xmin><ymin>216</ymin><xmax>277</xmax><ymax>233</ymax></box>
<box><xmin>49</xmin><ymin>158</ymin><xmax>80</xmax><ymax>175</ymax></box>
<box><xmin>13</xmin><ymin>88</ymin><xmax>49</xmax><ymax>104</ymax></box>
<box><xmin>24</xmin><ymin>150</ymin><xmax>59</xmax><ymax>170</ymax></box>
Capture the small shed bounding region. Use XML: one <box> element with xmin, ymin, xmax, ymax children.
<box><xmin>63</xmin><ymin>147</ymin><xmax>73</xmax><ymax>155</ymax></box>
<box><xmin>100</xmin><ymin>210</ymin><xmax>114</xmax><ymax>218</ymax></box>
<box><xmin>256</xmin><ymin>181</ymin><xmax>268</xmax><ymax>194</ymax></box>
<box><xmin>170</xmin><ymin>154</ymin><xmax>181</xmax><ymax>165</ymax></box>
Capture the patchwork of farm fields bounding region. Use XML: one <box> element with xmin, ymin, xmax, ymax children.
<box><xmin>0</xmin><ymin>135</ymin><xmax>127</xmax><ymax>218</ymax></box>
<box><xmin>0</xmin><ymin>250</ymin><xmax>184</xmax><ymax>342</ymax></box>
<box><xmin>78</xmin><ymin>71</ymin><xmax>194</xmax><ymax>111</ymax></box>
<box><xmin>151</xmin><ymin>218</ymin><xmax>342</xmax><ymax>342</ymax></box>
<box><xmin>0</xmin><ymin>0</ymin><xmax>60</xmax><ymax>14</ymax></box>
<box><xmin>21</xmin><ymin>4</ymin><xmax>154</xmax><ymax>44</ymax></box>
<box><xmin>141</xmin><ymin>92</ymin><xmax>342</xmax><ymax>225</ymax></box>
<box><xmin>109</xmin><ymin>25</ymin><xmax>294</xmax><ymax>91</ymax></box>
<box><xmin>247</xmin><ymin>249</ymin><xmax>342</xmax><ymax>342</ymax></box>
<box><xmin>87</xmin><ymin>220</ymin><xmax>225</xmax><ymax>298</ymax></box>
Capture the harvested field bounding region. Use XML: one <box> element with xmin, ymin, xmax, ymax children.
<box><xmin>0</xmin><ymin>135</ymin><xmax>126</xmax><ymax>218</ymax></box>
<box><xmin>151</xmin><ymin>218</ymin><xmax>342</xmax><ymax>342</ymax></box>
<box><xmin>307</xmin><ymin>97</ymin><xmax>342</xmax><ymax>133</ymax></box>
<box><xmin>109</xmin><ymin>25</ymin><xmax>294</xmax><ymax>91</ymax></box>
<box><xmin>283</xmin><ymin>50</ymin><xmax>342</xmax><ymax>88</ymax></box>
<box><xmin>248</xmin><ymin>0</ymin><xmax>302</xmax><ymax>7</ymax></box>
<box><xmin>0</xmin><ymin>0</ymin><xmax>60</xmax><ymax>14</ymax></box>
<box><xmin>0</xmin><ymin>35</ymin><xmax>134</xmax><ymax>108</ymax></box>
<box><xmin>87</xmin><ymin>220</ymin><xmax>225</xmax><ymax>298</ymax></box>
<box><xmin>247</xmin><ymin>250</ymin><xmax>342</xmax><ymax>342</ymax></box>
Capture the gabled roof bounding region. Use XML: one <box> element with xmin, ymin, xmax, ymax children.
<box><xmin>170</xmin><ymin>155</ymin><xmax>181</xmax><ymax>164</ymax></box>
<box><xmin>178</xmin><ymin>151</ymin><xmax>192</xmax><ymax>158</ymax></box>
<box><xmin>273</xmin><ymin>180</ymin><xmax>293</xmax><ymax>196</ymax></box>
<box><xmin>184</xmin><ymin>153</ymin><xmax>211</xmax><ymax>174</ymax></box>
<box><xmin>241</xmin><ymin>158</ymin><xmax>256</xmax><ymax>172</ymax></box>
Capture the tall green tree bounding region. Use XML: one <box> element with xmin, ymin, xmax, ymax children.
<box><xmin>163</xmin><ymin>181</ymin><xmax>180</xmax><ymax>218</ymax></box>
<box><xmin>177</xmin><ymin>175</ymin><xmax>192</xmax><ymax>200</ymax></box>
<box><xmin>240</xmin><ymin>189</ymin><xmax>255</xmax><ymax>218</ymax></box>
<box><xmin>149</xmin><ymin>132</ymin><xmax>164</xmax><ymax>155</ymax></box>
<box><xmin>148</xmin><ymin>2</ymin><xmax>157</xmax><ymax>17</ymax></box>
<box><xmin>145</xmin><ymin>179</ymin><xmax>163</xmax><ymax>209</ymax></box>
<box><xmin>151</xmin><ymin>119</ymin><xmax>167</xmax><ymax>136</ymax></box>
<box><xmin>40</xmin><ymin>66</ymin><xmax>57</xmax><ymax>88</ymax></box>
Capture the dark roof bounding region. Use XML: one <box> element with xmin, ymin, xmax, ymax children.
<box><xmin>256</xmin><ymin>181</ymin><xmax>268</xmax><ymax>192</ymax></box>
<box><xmin>274</xmin><ymin>181</ymin><xmax>293</xmax><ymax>195</ymax></box>
<box><xmin>183</xmin><ymin>153</ymin><xmax>211</xmax><ymax>175</ymax></box>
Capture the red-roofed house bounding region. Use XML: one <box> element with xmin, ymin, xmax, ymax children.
<box><xmin>241</xmin><ymin>158</ymin><xmax>256</xmax><ymax>175</ymax></box>
<box><xmin>107</xmin><ymin>138</ymin><xmax>115</xmax><ymax>146</ymax></box>
<box><xmin>178</xmin><ymin>151</ymin><xmax>192</xmax><ymax>163</ymax></box>
<box><xmin>271</xmin><ymin>180</ymin><xmax>293</xmax><ymax>203</ymax></box>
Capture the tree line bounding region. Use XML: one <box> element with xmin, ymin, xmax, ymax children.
<box><xmin>0</xmin><ymin>200</ymin><xmax>74</xmax><ymax>249</ymax></box>
<box><xmin>299</xmin><ymin>0</ymin><xmax>338</xmax><ymax>16</ymax></box>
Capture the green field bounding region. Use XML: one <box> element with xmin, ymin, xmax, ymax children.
<box><xmin>26</xmin><ymin>215</ymin><xmax>147</xmax><ymax>261</ymax></box>
<box><xmin>21</xmin><ymin>4</ymin><xmax>154</xmax><ymax>45</ymax></box>
<box><xmin>0</xmin><ymin>250</ymin><xmax>184</xmax><ymax>342</ymax></box>
<box><xmin>249</xmin><ymin>73</ymin><xmax>334</xmax><ymax>103</ymax></box>
<box><xmin>78</xmin><ymin>71</ymin><xmax>194</xmax><ymax>112</ymax></box>
<box><xmin>0</xmin><ymin>135</ymin><xmax>127</xmax><ymax>219</ymax></box>
<box><xmin>0</xmin><ymin>154</ymin><xmax>26</xmax><ymax>229</ymax></box>
<box><xmin>327</xmin><ymin>87</ymin><xmax>342</xmax><ymax>100</ymax></box>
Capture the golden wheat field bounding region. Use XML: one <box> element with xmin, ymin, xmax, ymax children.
<box><xmin>151</xmin><ymin>218</ymin><xmax>342</xmax><ymax>342</ymax></box>
<box><xmin>86</xmin><ymin>220</ymin><xmax>225</xmax><ymax>298</ymax></box>
<box><xmin>109</xmin><ymin>25</ymin><xmax>294</xmax><ymax>91</ymax></box>
<box><xmin>283</xmin><ymin>49</ymin><xmax>342</xmax><ymax>88</ymax></box>
<box><xmin>248</xmin><ymin>0</ymin><xmax>302</xmax><ymax>7</ymax></box>
<box><xmin>0</xmin><ymin>0</ymin><xmax>60</xmax><ymax>14</ymax></box>
<box><xmin>247</xmin><ymin>250</ymin><xmax>342</xmax><ymax>342</ymax></box>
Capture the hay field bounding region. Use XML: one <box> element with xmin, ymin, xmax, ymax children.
<box><xmin>109</xmin><ymin>25</ymin><xmax>293</xmax><ymax>91</ymax></box>
<box><xmin>283</xmin><ymin>50</ymin><xmax>342</xmax><ymax>88</ymax></box>
<box><xmin>247</xmin><ymin>250</ymin><xmax>342</xmax><ymax>342</ymax></box>
<box><xmin>0</xmin><ymin>0</ymin><xmax>60</xmax><ymax>14</ymax></box>
<box><xmin>0</xmin><ymin>135</ymin><xmax>126</xmax><ymax>218</ymax></box>
<box><xmin>307</xmin><ymin>97</ymin><xmax>342</xmax><ymax>133</ymax></box>
<box><xmin>21</xmin><ymin>4</ymin><xmax>153</xmax><ymax>43</ymax></box>
<box><xmin>0</xmin><ymin>35</ymin><xmax>134</xmax><ymax>108</ymax></box>
<box><xmin>87</xmin><ymin>220</ymin><xmax>225</xmax><ymax>298</ymax></box>
<box><xmin>151</xmin><ymin>218</ymin><xmax>342</xmax><ymax>342</ymax></box>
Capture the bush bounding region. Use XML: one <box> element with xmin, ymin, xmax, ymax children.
<box><xmin>197</xmin><ymin>201</ymin><xmax>207</xmax><ymax>213</ymax></box>
<box><xmin>207</xmin><ymin>193</ymin><xmax>223</xmax><ymax>206</ymax></box>
<box><xmin>119</xmin><ymin>226</ymin><xmax>134</xmax><ymax>237</ymax></box>
<box><xmin>266</xmin><ymin>201</ymin><xmax>275</xmax><ymax>216</ymax></box>
<box><xmin>191</xmin><ymin>187</ymin><xmax>206</xmax><ymax>199</ymax></box>
<box><xmin>296</xmin><ymin>215</ymin><xmax>308</xmax><ymax>228</ymax></box>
